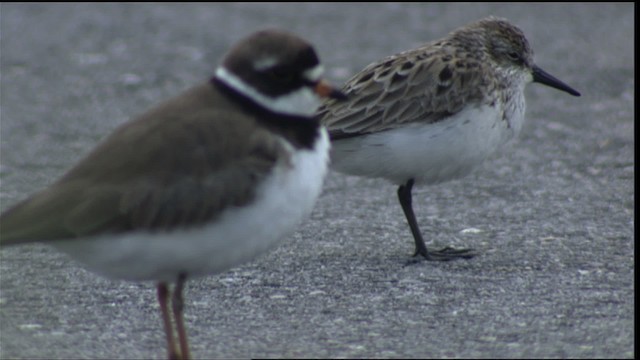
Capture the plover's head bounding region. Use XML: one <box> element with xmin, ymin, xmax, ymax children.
<box><xmin>214</xmin><ymin>29</ymin><xmax>347</xmax><ymax>117</ymax></box>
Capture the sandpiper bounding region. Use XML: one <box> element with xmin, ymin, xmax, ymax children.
<box><xmin>0</xmin><ymin>29</ymin><xmax>345</xmax><ymax>359</ymax></box>
<box><xmin>318</xmin><ymin>16</ymin><xmax>580</xmax><ymax>260</ymax></box>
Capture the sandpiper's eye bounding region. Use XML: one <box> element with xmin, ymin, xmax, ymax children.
<box><xmin>507</xmin><ymin>52</ymin><xmax>521</xmax><ymax>62</ymax></box>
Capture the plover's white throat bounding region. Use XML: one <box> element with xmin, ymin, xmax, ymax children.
<box><xmin>0</xmin><ymin>29</ymin><xmax>346</xmax><ymax>359</ymax></box>
<box><xmin>318</xmin><ymin>16</ymin><xmax>580</xmax><ymax>260</ymax></box>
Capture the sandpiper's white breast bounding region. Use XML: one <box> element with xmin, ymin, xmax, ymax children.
<box><xmin>330</xmin><ymin>98</ymin><xmax>525</xmax><ymax>185</ymax></box>
<box><xmin>54</xmin><ymin>129</ymin><xmax>330</xmax><ymax>282</ymax></box>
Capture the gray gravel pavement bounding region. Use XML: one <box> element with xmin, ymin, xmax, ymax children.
<box><xmin>0</xmin><ymin>3</ymin><xmax>634</xmax><ymax>359</ymax></box>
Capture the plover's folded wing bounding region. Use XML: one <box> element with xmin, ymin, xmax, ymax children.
<box><xmin>0</xmin><ymin>109</ymin><xmax>283</xmax><ymax>245</ymax></box>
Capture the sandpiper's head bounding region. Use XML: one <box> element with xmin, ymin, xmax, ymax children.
<box><xmin>458</xmin><ymin>17</ymin><xmax>580</xmax><ymax>96</ymax></box>
<box><xmin>214</xmin><ymin>29</ymin><xmax>347</xmax><ymax>117</ymax></box>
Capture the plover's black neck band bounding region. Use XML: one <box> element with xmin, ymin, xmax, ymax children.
<box><xmin>212</xmin><ymin>77</ymin><xmax>321</xmax><ymax>150</ymax></box>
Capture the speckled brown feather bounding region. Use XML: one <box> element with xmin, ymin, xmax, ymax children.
<box><xmin>318</xmin><ymin>16</ymin><xmax>533</xmax><ymax>139</ymax></box>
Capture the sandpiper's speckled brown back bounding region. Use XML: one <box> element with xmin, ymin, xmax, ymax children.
<box><xmin>318</xmin><ymin>17</ymin><xmax>535</xmax><ymax>139</ymax></box>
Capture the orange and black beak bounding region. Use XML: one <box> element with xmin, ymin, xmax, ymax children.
<box><xmin>314</xmin><ymin>79</ymin><xmax>348</xmax><ymax>101</ymax></box>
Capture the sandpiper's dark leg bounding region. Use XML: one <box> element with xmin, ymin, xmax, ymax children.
<box><xmin>172</xmin><ymin>273</ymin><xmax>190</xmax><ymax>360</ymax></box>
<box><xmin>158</xmin><ymin>283</ymin><xmax>180</xmax><ymax>360</ymax></box>
<box><xmin>397</xmin><ymin>178</ymin><xmax>475</xmax><ymax>260</ymax></box>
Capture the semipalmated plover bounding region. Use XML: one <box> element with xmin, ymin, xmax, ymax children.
<box><xmin>0</xmin><ymin>29</ymin><xmax>345</xmax><ymax>359</ymax></box>
<box><xmin>318</xmin><ymin>17</ymin><xmax>580</xmax><ymax>260</ymax></box>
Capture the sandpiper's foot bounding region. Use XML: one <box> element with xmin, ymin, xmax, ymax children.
<box><xmin>413</xmin><ymin>246</ymin><xmax>476</xmax><ymax>261</ymax></box>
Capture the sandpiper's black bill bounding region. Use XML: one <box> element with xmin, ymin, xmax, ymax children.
<box><xmin>532</xmin><ymin>65</ymin><xmax>581</xmax><ymax>96</ymax></box>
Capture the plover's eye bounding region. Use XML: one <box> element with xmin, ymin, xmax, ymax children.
<box><xmin>267</xmin><ymin>67</ymin><xmax>295</xmax><ymax>83</ymax></box>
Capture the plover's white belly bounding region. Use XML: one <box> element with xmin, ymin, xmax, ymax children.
<box><xmin>331</xmin><ymin>103</ymin><xmax>524</xmax><ymax>185</ymax></box>
<box><xmin>54</xmin><ymin>130</ymin><xmax>330</xmax><ymax>282</ymax></box>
